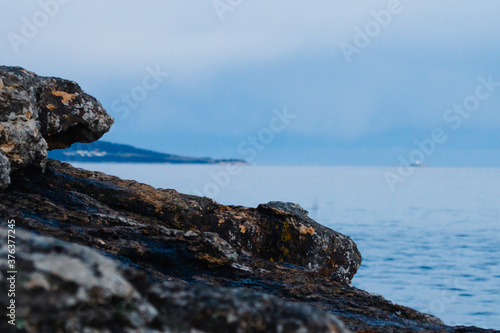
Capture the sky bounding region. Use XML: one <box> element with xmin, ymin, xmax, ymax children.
<box><xmin>1</xmin><ymin>0</ymin><xmax>500</xmax><ymax>166</ymax></box>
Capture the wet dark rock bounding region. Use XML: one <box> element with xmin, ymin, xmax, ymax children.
<box><xmin>0</xmin><ymin>160</ymin><xmax>498</xmax><ymax>332</ymax></box>
<box><xmin>0</xmin><ymin>228</ymin><xmax>349</xmax><ymax>333</ymax></box>
<box><xmin>0</xmin><ymin>158</ymin><xmax>361</xmax><ymax>283</ymax></box>
<box><xmin>0</xmin><ymin>66</ymin><xmax>113</xmax><ymax>189</ymax></box>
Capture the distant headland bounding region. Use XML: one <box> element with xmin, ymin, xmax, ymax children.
<box><xmin>48</xmin><ymin>141</ymin><xmax>247</xmax><ymax>164</ymax></box>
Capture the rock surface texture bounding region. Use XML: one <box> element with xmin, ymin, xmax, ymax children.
<box><xmin>1</xmin><ymin>159</ymin><xmax>361</xmax><ymax>283</ymax></box>
<box><xmin>0</xmin><ymin>151</ymin><xmax>10</xmax><ymax>189</ymax></box>
<box><xmin>0</xmin><ymin>66</ymin><xmax>498</xmax><ymax>333</ymax></box>
<box><xmin>1</xmin><ymin>161</ymin><xmax>499</xmax><ymax>333</ymax></box>
<box><xmin>0</xmin><ymin>228</ymin><xmax>349</xmax><ymax>333</ymax></box>
<box><xmin>0</xmin><ymin>66</ymin><xmax>113</xmax><ymax>189</ymax></box>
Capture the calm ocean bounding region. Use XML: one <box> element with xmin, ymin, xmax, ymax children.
<box><xmin>73</xmin><ymin>163</ymin><xmax>500</xmax><ymax>330</ymax></box>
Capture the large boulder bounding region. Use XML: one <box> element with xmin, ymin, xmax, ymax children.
<box><xmin>257</xmin><ymin>201</ymin><xmax>361</xmax><ymax>282</ymax></box>
<box><xmin>0</xmin><ymin>66</ymin><xmax>113</xmax><ymax>189</ymax></box>
<box><xmin>1</xmin><ymin>159</ymin><xmax>362</xmax><ymax>283</ymax></box>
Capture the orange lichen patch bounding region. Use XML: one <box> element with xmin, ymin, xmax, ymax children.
<box><xmin>195</xmin><ymin>253</ymin><xmax>226</xmax><ymax>266</ymax></box>
<box><xmin>280</xmin><ymin>221</ymin><xmax>292</xmax><ymax>242</ymax></box>
<box><xmin>24</xmin><ymin>111</ymin><xmax>32</xmax><ymax>120</ymax></box>
<box><xmin>239</xmin><ymin>224</ymin><xmax>246</xmax><ymax>233</ymax></box>
<box><xmin>218</xmin><ymin>219</ymin><xmax>225</xmax><ymax>226</ymax></box>
<box><xmin>46</xmin><ymin>104</ymin><xmax>56</xmax><ymax>110</ymax></box>
<box><xmin>0</xmin><ymin>78</ymin><xmax>4</xmax><ymax>90</ymax></box>
<box><xmin>11</xmin><ymin>154</ymin><xmax>22</xmax><ymax>163</ymax></box>
<box><xmin>317</xmin><ymin>259</ymin><xmax>340</xmax><ymax>277</ymax></box>
<box><xmin>51</xmin><ymin>90</ymin><xmax>78</xmax><ymax>104</ymax></box>
<box><xmin>319</xmin><ymin>266</ymin><xmax>337</xmax><ymax>276</ymax></box>
<box><xmin>6</xmin><ymin>83</ymin><xmax>19</xmax><ymax>90</ymax></box>
<box><xmin>0</xmin><ymin>143</ymin><xmax>15</xmax><ymax>154</ymax></box>
<box><xmin>299</xmin><ymin>224</ymin><xmax>315</xmax><ymax>235</ymax></box>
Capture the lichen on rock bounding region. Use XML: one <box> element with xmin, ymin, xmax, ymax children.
<box><xmin>0</xmin><ymin>228</ymin><xmax>350</xmax><ymax>333</ymax></box>
<box><xmin>0</xmin><ymin>66</ymin><xmax>113</xmax><ymax>189</ymax></box>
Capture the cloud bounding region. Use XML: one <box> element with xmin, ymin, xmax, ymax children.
<box><xmin>2</xmin><ymin>1</ymin><xmax>500</xmax><ymax>80</ymax></box>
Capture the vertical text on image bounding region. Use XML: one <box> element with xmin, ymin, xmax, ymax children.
<box><xmin>6</xmin><ymin>219</ymin><xmax>17</xmax><ymax>326</ymax></box>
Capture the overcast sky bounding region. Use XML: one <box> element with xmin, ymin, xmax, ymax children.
<box><xmin>1</xmin><ymin>1</ymin><xmax>500</xmax><ymax>166</ymax></box>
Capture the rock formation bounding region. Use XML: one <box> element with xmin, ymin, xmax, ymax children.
<box><xmin>0</xmin><ymin>228</ymin><xmax>348</xmax><ymax>333</ymax></box>
<box><xmin>0</xmin><ymin>66</ymin><xmax>498</xmax><ymax>332</ymax></box>
<box><xmin>0</xmin><ymin>66</ymin><xmax>113</xmax><ymax>189</ymax></box>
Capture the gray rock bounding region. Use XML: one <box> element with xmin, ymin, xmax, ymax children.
<box><xmin>0</xmin><ymin>66</ymin><xmax>113</xmax><ymax>189</ymax></box>
<box><xmin>0</xmin><ymin>228</ymin><xmax>349</xmax><ymax>333</ymax></box>
<box><xmin>257</xmin><ymin>201</ymin><xmax>362</xmax><ymax>282</ymax></box>
<box><xmin>0</xmin><ymin>151</ymin><xmax>10</xmax><ymax>189</ymax></box>
<box><xmin>0</xmin><ymin>67</ymin><xmax>48</xmax><ymax>178</ymax></box>
<box><xmin>149</xmin><ymin>282</ymin><xmax>350</xmax><ymax>333</ymax></box>
<box><xmin>260</xmin><ymin>201</ymin><xmax>310</xmax><ymax>219</ymax></box>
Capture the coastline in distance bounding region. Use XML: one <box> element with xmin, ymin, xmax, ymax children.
<box><xmin>48</xmin><ymin>141</ymin><xmax>247</xmax><ymax>164</ymax></box>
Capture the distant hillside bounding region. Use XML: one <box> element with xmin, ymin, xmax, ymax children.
<box><xmin>48</xmin><ymin>141</ymin><xmax>247</xmax><ymax>164</ymax></box>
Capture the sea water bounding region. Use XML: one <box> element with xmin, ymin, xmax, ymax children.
<box><xmin>72</xmin><ymin>163</ymin><xmax>500</xmax><ymax>329</ymax></box>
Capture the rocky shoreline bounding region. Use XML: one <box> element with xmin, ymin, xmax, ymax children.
<box><xmin>1</xmin><ymin>66</ymin><xmax>498</xmax><ymax>332</ymax></box>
